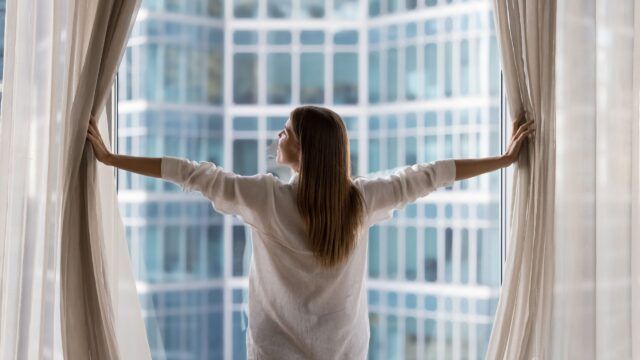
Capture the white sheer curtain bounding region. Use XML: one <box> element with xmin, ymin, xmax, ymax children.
<box><xmin>0</xmin><ymin>0</ymin><xmax>162</xmax><ymax>358</ymax></box>
<box><xmin>489</xmin><ymin>0</ymin><xmax>640</xmax><ymax>358</ymax></box>
<box><xmin>487</xmin><ymin>0</ymin><xmax>557</xmax><ymax>358</ymax></box>
<box><xmin>553</xmin><ymin>0</ymin><xmax>640</xmax><ymax>358</ymax></box>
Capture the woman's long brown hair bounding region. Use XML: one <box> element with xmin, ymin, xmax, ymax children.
<box><xmin>290</xmin><ymin>105</ymin><xmax>366</xmax><ymax>267</ymax></box>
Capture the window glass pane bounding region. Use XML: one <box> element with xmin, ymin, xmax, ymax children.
<box><xmin>368</xmin><ymin>138</ymin><xmax>380</xmax><ymax>172</ymax></box>
<box><xmin>386</xmin><ymin>227</ymin><xmax>398</xmax><ymax>278</ymax></box>
<box><xmin>234</xmin><ymin>30</ymin><xmax>258</xmax><ymax>45</ymax></box>
<box><xmin>405</xmin><ymin>227</ymin><xmax>417</xmax><ymax>280</ymax></box>
<box><xmin>234</xmin><ymin>0</ymin><xmax>257</xmax><ymax>17</ymax></box>
<box><xmin>267</xmin><ymin>0</ymin><xmax>291</xmax><ymax>18</ymax></box>
<box><xmin>405</xmin><ymin>317</ymin><xmax>417</xmax><ymax>358</ymax></box>
<box><xmin>444</xmin><ymin>41</ymin><xmax>453</xmax><ymax>97</ymax></box>
<box><xmin>232</xmin><ymin>311</ymin><xmax>247</xmax><ymax>358</ymax></box>
<box><xmin>301</xmin><ymin>0</ymin><xmax>324</xmax><ymax>18</ymax></box>
<box><xmin>425</xmin><ymin>43</ymin><xmax>438</xmax><ymax>99</ymax></box>
<box><xmin>333</xmin><ymin>53</ymin><xmax>358</xmax><ymax>104</ymax></box>
<box><xmin>207</xmin><ymin>47</ymin><xmax>223</xmax><ymax>104</ymax></box>
<box><xmin>233</xmin><ymin>53</ymin><xmax>257</xmax><ymax>104</ymax></box>
<box><xmin>267</xmin><ymin>31</ymin><xmax>292</xmax><ymax>45</ymax></box>
<box><xmin>233</xmin><ymin>116</ymin><xmax>258</xmax><ymax>131</ymax></box>
<box><xmin>424</xmin><ymin>227</ymin><xmax>437</xmax><ymax>281</ymax></box>
<box><xmin>369</xmin><ymin>0</ymin><xmax>380</xmax><ymax>16</ymax></box>
<box><xmin>164</xmin><ymin>45</ymin><xmax>181</xmax><ymax>102</ymax></box>
<box><xmin>386</xmin><ymin>48</ymin><xmax>397</xmax><ymax>101</ymax></box>
<box><xmin>368</xmin><ymin>51</ymin><xmax>380</xmax><ymax>103</ymax></box>
<box><xmin>207</xmin><ymin>225</ymin><xmax>223</xmax><ymax>278</ymax></box>
<box><xmin>267</xmin><ymin>116</ymin><xmax>287</xmax><ymax>131</ymax></box>
<box><xmin>334</xmin><ymin>0</ymin><xmax>358</xmax><ymax>19</ymax></box>
<box><xmin>232</xmin><ymin>225</ymin><xmax>252</xmax><ymax>277</ymax></box>
<box><xmin>233</xmin><ymin>140</ymin><xmax>258</xmax><ymax>175</ymax></box>
<box><xmin>334</xmin><ymin>30</ymin><xmax>358</xmax><ymax>45</ymax></box>
<box><xmin>300</xmin><ymin>52</ymin><xmax>324</xmax><ymax>103</ymax></box>
<box><xmin>460</xmin><ymin>39</ymin><xmax>470</xmax><ymax>95</ymax></box>
<box><xmin>267</xmin><ymin>53</ymin><xmax>292</xmax><ymax>104</ymax></box>
<box><xmin>300</xmin><ymin>30</ymin><xmax>324</xmax><ymax>44</ymax></box>
<box><xmin>404</xmin><ymin>45</ymin><xmax>417</xmax><ymax>100</ymax></box>
<box><xmin>369</xmin><ymin>227</ymin><xmax>380</xmax><ymax>277</ymax></box>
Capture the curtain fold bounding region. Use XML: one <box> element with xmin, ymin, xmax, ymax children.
<box><xmin>487</xmin><ymin>0</ymin><xmax>557</xmax><ymax>358</ymax></box>
<box><xmin>58</xmin><ymin>0</ymin><xmax>149</xmax><ymax>358</ymax></box>
<box><xmin>552</xmin><ymin>0</ymin><xmax>640</xmax><ymax>358</ymax></box>
<box><xmin>0</xmin><ymin>0</ymin><xmax>160</xmax><ymax>358</ymax></box>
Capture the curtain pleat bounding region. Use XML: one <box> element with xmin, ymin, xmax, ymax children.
<box><xmin>59</xmin><ymin>1</ymin><xmax>145</xmax><ymax>358</ymax></box>
<box><xmin>0</xmin><ymin>0</ymin><xmax>157</xmax><ymax>358</ymax></box>
<box><xmin>552</xmin><ymin>0</ymin><xmax>640</xmax><ymax>359</ymax></box>
<box><xmin>487</xmin><ymin>0</ymin><xmax>557</xmax><ymax>358</ymax></box>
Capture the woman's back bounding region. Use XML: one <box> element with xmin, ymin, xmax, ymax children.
<box><xmin>160</xmin><ymin>155</ymin><xmax>456</xmax><ymax>359</ymax></box>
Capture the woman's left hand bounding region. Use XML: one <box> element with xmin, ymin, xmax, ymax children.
<box><xmin>502</xmin><ymin>110</ymin><xmax>535</xmax><ymax>166</ymax></box>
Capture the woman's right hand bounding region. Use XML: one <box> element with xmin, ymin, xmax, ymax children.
<box><xmin>86</xmin><ymin>114</ymin><xmax>113</xmax><ymax>165</ymax></box>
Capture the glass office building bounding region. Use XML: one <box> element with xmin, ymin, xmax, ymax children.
<box><xmin>117</xmin><ymin>0</ymin><xmax>501</xmax><ymax>358</ymax></box>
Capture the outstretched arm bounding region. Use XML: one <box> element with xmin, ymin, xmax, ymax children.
<box><xmin>453</xmin><ymin>110</ymin><xmax>535</xmax><ymax>181</ymax></box>
<box><xmin>86</xmin><ymin>114</ymin><xmax>162</xmax><ymax>178</ymax></box>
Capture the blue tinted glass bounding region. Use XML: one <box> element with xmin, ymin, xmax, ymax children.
<box><xmin>368</xmin><ymin>290</ymin><xmax>380</xmax><ymax>305</ymax></box>
<box><xmin>300</xmin><ymin>30</ymin><xmax>324</xmax><ymax>45</ymax></box>
<box><xmin>368</xmin><ymin>28</ymin><xmax>381</xmax><ymax>44</ymax></box>
<box><xmin>424</xmin><ymin>43</ymin><xmax>438</xmax><ymax>98</ymax></box>
<box><xmin>369</xmin><ymin>116</ymin><xmax>380</xmax><ymax>130</ymax></box>
<box><xmin>267</xmin><ymin>31</ymin><xmax>291</xmax><ymax>44</ymax></box>
<box><xmin>387</xmin><ymin>292</ymin><xmax>398</xmax><ymax>307</ymax></box>
<box><xmin>387</xmin><ymin>115</ymin><xmax>398</xmax><ymax>129</ymax></box>
<box><xmin>405</xmin><ymin>22</ymin><xmax>417</xmax><ymax>38</ymax></box>
<box><xmin>267</xmin><ymin>0</ymin><xmax>291</xmax><ymax>18</ymax></box>
<box><xmin>405</xmin><ymin>227</ymin><xmax>417</xmax><ymax>280</ymax></box>
<box><xmin>425</xmin><ymin>204</ymin><xmax>437</xmax><ymax>219</ymax></box>
<box><xmin>233</xmin><ymin>140</ymin><xmax>258</xmax><ymax>175</ymax></box>
<box><xmin>425</xmin><ymin>112</ymin><xmax>438</xmax><ymax>127</ymax></box>
<box><xmin>461</xmin><ymin>14</ymin><xmax>469</xmax><ymax>30</ymax></box>
<box><xmin>368</xmin><ymin>51</ymin><xmax>380</xmax><ymax>103</ymax></box>
<box><xmin>445</xmin><ymin>110</ymin><xmax>453</xmax><ymax>126</ymax></box>
<box><xmin>369</xmin><ymin>227</ymin><xmax>380</xmax><ymax>277</ymax></box>
<box><xmin>234</xmin><ymin>31</ymin><xmax>258</xmax><ymax>45</ymax></box>
<box><xmin>333</xmin><ymin>53</ymin><xmax>358</xmax><ymax>104</ymax></box>
<box><xmin>234</xmin><ymin>0</ymin><xmax>258</xmax><ymax>18</ymax></box>
<box><xmin>424</xmin><ymin>19</ymin><xmax>438</xmax><ymax>35</ymax></box>
<box><xmin>267</xmin><ymin>53</ymin><xmax>292</xmax><ymax>104</ymax></box>
<box><xmin>267</xmin><ymin>117</ymin><xmax>287</xmax><ymax>131</ymax></box>
<box><xmin>369</xmin><ymin>0</ymin><xmax>380</xmax><ymax>16</ymax></box>
<box><xmin>406</xmin><ymin>294</ymin><xmax>418</xmax><ymax>309</ymax></box>
<box><xmin>445</xmin><ymin>17</ymin><xmax>453</xmax><ymax>32</ymax></box>
<box><xmin>425</xmin><ymin>227</ymin><xmax>437</xmax><ymax>281</ymax></box>
<box><xmin>233</xmin><ymin>53</ymin><xmax>257</xmax><ymax>104</ymax></box>
<box><xmin>300</xmin><ymin>52</ymin><xmax>324</xmax><ymax>103</ymax></box>
<box><xmin>387</xmin><ymin>25</ymin><xmax>398</xmax><ymax>41</ymax></box>
<box><xmin>334</xmin><ymin>30</ymin><xmax>358</xmax><ymax>45</ymax></box>
<box><xmin>233</xmin><ymin>117</ymin><xmax>257</xmax><ymax>131</ymax></box>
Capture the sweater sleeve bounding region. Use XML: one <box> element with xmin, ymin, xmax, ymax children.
<box><xmin>161</xmin><ymin>156</ymin><xmax>276</xmax><ymax>231</ymax></box>
<box><xmin>359</xmin><ymin>159</ymin><xmax>456</xmax><ymax>225</ymax></box>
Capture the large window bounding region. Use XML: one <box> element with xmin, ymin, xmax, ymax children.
<box><xmin>117</xmin><ymin>1</ymin><xmax>502</xmax><ymax>359</ymax></box>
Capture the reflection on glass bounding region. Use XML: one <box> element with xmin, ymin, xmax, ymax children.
<box><xmin>267</xmin><ymin>0</ymin><xmax>291</xmax><ymax>18</ymax></box>
<box><xmin>234</xmin><ymin>53</ymin><xmax>257</xmax><ymax>104</ymax></box>
<box><xmin>300</xmin><ymin>52</ymin><xmax>324</xmax><ymax>103</ymax></box>
<box><xmin>267</xmin><ymin>53</ymin><xmax>292</xmax><ymax>104</ymax></box>
<box><xmin>333</xmin><ymin>52</ymin><xmax>358</xmax><ymax>104</ymax></box>
<box><xmin>234</xmin><ymin>0</ymin><xmax>257</xmax><ymax>18</ymax></box>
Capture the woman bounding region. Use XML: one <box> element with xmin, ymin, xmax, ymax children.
<box><xmin>86</xmin><ymin>105</ymin><xmax>534</xmax><ymax>359</ymax></box>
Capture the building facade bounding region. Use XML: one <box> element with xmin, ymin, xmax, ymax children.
<box><xmin>117</xmin><ymin>0</ymin><xmax>501</xmax><ymax>358</ymax></box>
